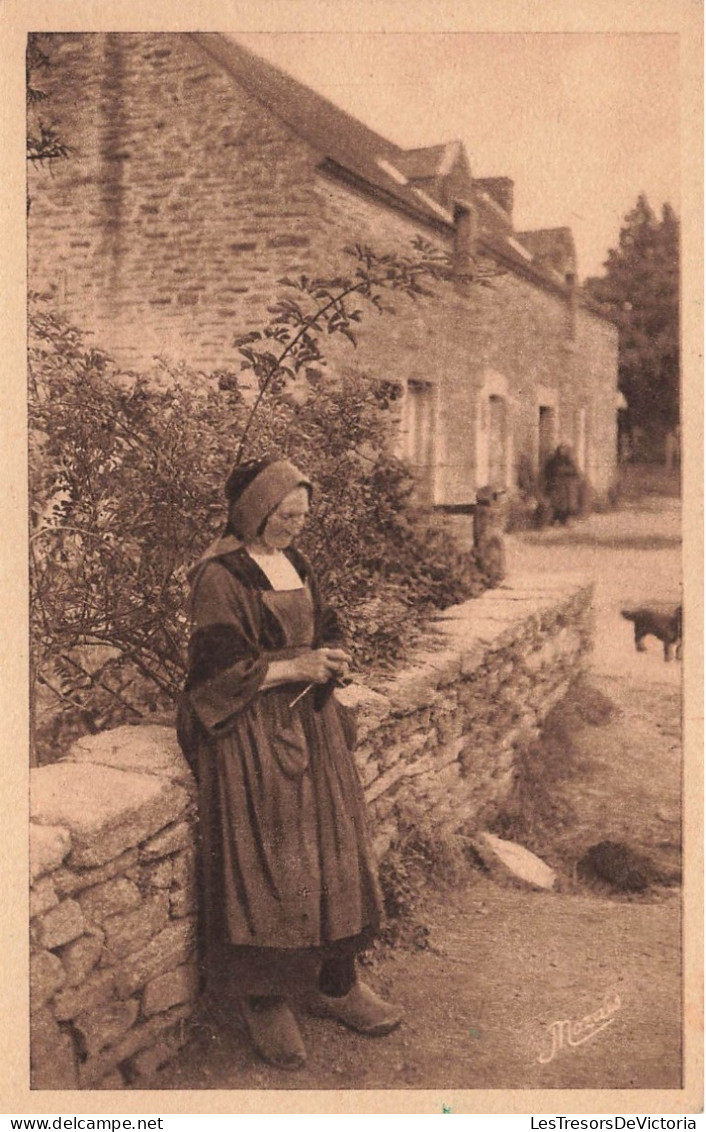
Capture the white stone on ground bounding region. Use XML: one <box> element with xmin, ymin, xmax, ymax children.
<box><xmin>473</xmin><ymin>831</ymin><xmax>556</xmax><ymax>890</ymax></box>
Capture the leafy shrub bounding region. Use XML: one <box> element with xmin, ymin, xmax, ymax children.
<box><xmin>375</xmin><ymin>815</ymin><xmax>474</xmax><ymax>951</ymax></box>
<box><xmin>29</xmin><ymin>290</ymin><xmax>486</xmax><ymax>761</ymax></box>
<box><xmin>490</xmin><ymin>678</ymin><xmax>616</xmax><ymax>854</ymax></box>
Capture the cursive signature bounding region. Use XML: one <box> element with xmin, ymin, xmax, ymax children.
<box><xmin>537</xmin><ymin>992</ymin><xmax>621</xmax><ymax>1064</ymax></box>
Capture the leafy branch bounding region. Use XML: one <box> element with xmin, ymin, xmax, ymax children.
<box><xmin>27</xmin><ymin>123</ymin><xmax>71</xmax><ymax>164</ymax></box>
<box><xmin>26</xmin><ymin>33</ymin><xmax>71</xmax><ymax>212</ymax></box>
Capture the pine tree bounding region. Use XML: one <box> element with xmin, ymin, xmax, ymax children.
<box><xmin>584</xmin><ymin>194</ymin><xmax>680</xmax><ymax>451</ymax></box>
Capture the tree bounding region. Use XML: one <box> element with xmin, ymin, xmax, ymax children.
<box><xmin>26</xmin><ymin>34</ymin><xmax>70</xmax><ymax>165</ymax></box>
<box><xmin>26</xmin><ymin>33</ymin><xmax>70</xmax><ymax>220</ymax></box>
<box><xmin>584</xmin><ymin>194</ymin><xmax>680</xmax><ymax>449</ymax></box>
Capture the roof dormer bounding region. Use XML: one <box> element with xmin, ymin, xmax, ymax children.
<box><xmin>395</xmin><ymin>140</ymin><xmax>473</xmax><ymax>211</ymax></box>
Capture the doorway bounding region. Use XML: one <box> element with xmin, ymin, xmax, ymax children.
<box><xmin>538</xmin><ymin>405</ymin><xmax>557</xmax><ymax>471</ymax></box>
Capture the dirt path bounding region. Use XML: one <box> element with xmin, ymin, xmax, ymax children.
<box><xmin>150</xmin><ymin>877</ymin><xmax>680</xmax><ymax>1092</ymax></box>
<box><xmin>149</xmin><ymin>477</ymin><xmax>683</xmax><ymax>1094</ymax></box>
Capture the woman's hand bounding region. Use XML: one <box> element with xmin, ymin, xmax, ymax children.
<box><xmin>262</xmin><ymin>648</ymin><xmax>351</xmax><ymax>691</ymax></box>
<box><xmin>296</xmin><ymin>648</ymin><xmax>351</xmax><ymax>685</ymax></box>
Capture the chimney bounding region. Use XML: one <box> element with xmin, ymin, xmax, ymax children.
<box><xmin>565</xmin><ymin>271</ymin><xmax>577</xmax><ymax>339</ymax></box>
<box><xmin>453</xmin><ymin>201</ymin><xmax>478</xmax><ymax>275</ymax></box>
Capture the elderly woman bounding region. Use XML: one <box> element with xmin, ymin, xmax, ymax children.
<box><xmin>177</xmin><ymin>455</ymin><xmax>401</xmax><ymax>1069</ymax></box>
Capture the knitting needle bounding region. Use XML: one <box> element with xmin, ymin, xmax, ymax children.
<box><xmin>288</xmin><ymin>683</ymin><xmax>314</xmax><ymax>709</ymax></box>
<box><xmin>288</xmin><ymin>675</ymin><xmax>352</xmax><ymax>710</ymax></box>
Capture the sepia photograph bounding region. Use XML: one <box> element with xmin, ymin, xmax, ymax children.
<box><xmin>4</xmin><ymin>0</ymin><xmax>702</xmax><ymax>1115</ymax></box>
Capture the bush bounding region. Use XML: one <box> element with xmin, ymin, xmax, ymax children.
<box><xmin>29</xmin><ymin>294</ymin><xmax>485</xmax><ymax>761</ymax></box>
<box><xmin>374</xmin><ymin>815</ymin><xmax>476</xmax><ymax>951</ymax></box>
<box><xmin>490</xmin><ymin>678</ymin><xmax>617</xmax><ymax>855</ymax></box>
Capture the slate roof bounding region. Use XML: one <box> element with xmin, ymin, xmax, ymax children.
<box><xmin>516</xmin><ymin>228</ymin><xmax>577</xmax><ymax>277</ymax></box>
<box><xmin>191</xmin><ymin>32</ymin><xmax>455</xmax><ymax>228</ymax></box>
<box><xmin>395</xmin><ymin>142</ymin><xmax>462</xmax><ymax>181</ymax></box>
<box><xmin>190</xmin><ymin>32</ymin><xmax>606</xmax><ymax>309</ymax></box>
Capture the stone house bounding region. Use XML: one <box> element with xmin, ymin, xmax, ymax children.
<box><xmin>27</xmin><ymin>31</ymin><xmax>619</xmax><ymax>509</ymax></box>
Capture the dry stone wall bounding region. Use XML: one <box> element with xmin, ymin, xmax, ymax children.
<box><xmin>340</xmin><ymin>571</ymin><xmax>594</xmax><ymax>859</ymax></box>
<box><xmin>30</xmin><ymin>728</ymin><xmax>198</xmax><ymax>1090</ymax></box>
<box><xmin>29</xmin><ymin>571</ymin><xmax>593</xmax><ymax>1088</ymax></box>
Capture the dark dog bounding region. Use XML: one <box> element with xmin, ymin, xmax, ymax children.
<box><xmin>621</xmin><ymin>605</ymin><xmax>682</xmax><ymax>661</ymax></box>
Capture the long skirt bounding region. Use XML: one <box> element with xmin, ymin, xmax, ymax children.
<box><xmin>194</xmin><ymin>686</ymin><xmax>382</xmax><ymax>995</ymax></box>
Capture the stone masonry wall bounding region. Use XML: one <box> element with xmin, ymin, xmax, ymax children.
<box><xmin>30</xmin><ymin>728</ymin><xmax>198</xmax><ymax>1090</ymax></box>
<box><xmin>29</xmin><ymin>571</ymin><xmax>592</xmax><ymax>1089</ymax></box>
<box><xmin>340</xmin><ymin>571</ymin><xmax>594</xmax><ymax>859</ymax></box>
<box><xmin>310</xmin><ymin>176</ymin><xmax>618</xmax><ymax>505</ymax></box>
<box><xmin>573</xmin><ymin>310</ymin><xmax>621</xmax><ymax>495</ymax></box>
<box><xmin>27</xmin><ymin>32</ymin><xmax>323</xmax><ymax>371</ymax></box>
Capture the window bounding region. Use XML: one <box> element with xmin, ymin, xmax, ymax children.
<box><xmin>403</xmin><ymin>380</ymin><xmax>435</xmax><ymax>502</ymax></box>
<box><xmin>475</xmin><ymin>370</ymin><xmax>511</xmax><ymax>493</ymax></box>
<box><xmin>487</xmin><ymin>394</ymin><xmax>508</xmax><ymax>488</ymax></box>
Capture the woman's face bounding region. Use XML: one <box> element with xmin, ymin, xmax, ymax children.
<box><xmin>260</xmin><ymin>487</ymin><xmax>310</xmax><ymax>550</ymax></box>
